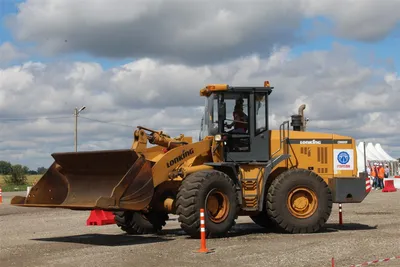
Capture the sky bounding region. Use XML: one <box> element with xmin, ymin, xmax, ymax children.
<box><xmin>0</xmin><ymin>0</ymin><xmax>400</xmax><ymax>170</ymax></box>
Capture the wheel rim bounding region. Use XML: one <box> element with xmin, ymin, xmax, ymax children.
<box><xmin>205</xmin><ymin>189</ymin><xmax>229</xmax><ymax>223</ymax></box>
<box><xmin>287</xmin><ymin>187</ymin><xmax>318</xmax><ymax>219</ymax></box>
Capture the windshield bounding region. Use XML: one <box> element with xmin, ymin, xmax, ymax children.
<box><xmin>199</xmin><ymin>94</ymin><xmax>218</xmax><ymax>140</ymax></box>
<box><xmin>198</xmin><ymin>92</ymin><xmax>267</xmax><ymax>139</ymax></box>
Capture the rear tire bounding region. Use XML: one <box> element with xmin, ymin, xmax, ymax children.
<box><xmin>175</xmin><ymin>170</ymin><xmax>239</xmax><ymax>238</ymax></box>
<box><xmin>266</xmin><ymin>168</ymin><xmax>332</xmax><ymax>233</ymax></box>
<box><xmin>114</xmin><ymin>211</ymin><xmax>168</xmax><ymax>235</ymax></box>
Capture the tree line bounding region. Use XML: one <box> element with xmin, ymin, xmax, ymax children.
<box><xmin>0</xmin><ymin>160</ymin><xmax>48</xmax><ymax>185</ymax></box>
<box><xmin>0</xmin><ymin>161</ymin><xmax>48</xmax><ymax>175</ymax></box>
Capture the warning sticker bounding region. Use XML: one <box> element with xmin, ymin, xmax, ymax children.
<box><xmin>333</xmin><ymin>149</ymin><xmax>354</xmax><ymax>174</ymax></box>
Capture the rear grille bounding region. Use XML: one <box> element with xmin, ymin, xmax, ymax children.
<box><xmin>318</xmin><ymin>147</ymin><xmax>328</xmax><ymax>164</ymax></box>
<box><xmin>317</xmin><ymin>167</ymin><xmax>328</xmax><ymax>173</ymax></box>
<box><xmin>300</xmin><ymin>147</ymin><xmax>311</xmax><ymax>157</ymax></box>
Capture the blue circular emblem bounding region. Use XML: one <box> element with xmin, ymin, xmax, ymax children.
<box><xmin>337</xmin><ymin>151</ymin><xmax>350</xmax><ymax>164</ymax></box>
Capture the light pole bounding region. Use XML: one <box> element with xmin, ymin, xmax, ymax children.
<box><xmin>74</xmin><ymin>106</ymin><xmax>86</xmax><ymax>152</ymax></box>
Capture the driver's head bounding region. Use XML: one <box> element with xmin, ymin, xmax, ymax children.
<box><xmin>236</xmin><ymin>97</ymin><xmax>244</xmax><ymax>105</ymax></box>
<box><xmin>234</xmin><ymin>98</ymin><xmax>244</xmax><ymax>113</ymax></box>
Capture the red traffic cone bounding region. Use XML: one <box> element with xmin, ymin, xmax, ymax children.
<box><xmin>86</xmin><ymin>210</ymin><xmax>116</xmax><ymax>226</ymax></box>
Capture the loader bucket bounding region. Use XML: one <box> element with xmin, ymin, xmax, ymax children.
<box><xmin>11</xmin><ymin>149</ymin><xmax>155</xmax><ymax>211</ymax></box>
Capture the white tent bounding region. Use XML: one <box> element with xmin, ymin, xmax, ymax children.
<box><xmin>375</xmin><ymin>144</ymin><xmax>397</xmax><ymax>161</ymax></box>
<box><xmin>375</xmin><ymin>143</ymin><xmax>399</xmax><ymax>176</ymax></box>
<box><xmin>372</xmin><ymin>145</ymin><xmax>393</xmax><ymax>161</ymax></box>
<box><xmin>356</xmin><ymin>145</ymin><xmax>367</xmax><ymax>173</ymax></box>
<box><xmin>357</xmin><ymin>141</ymin><xmax>399</xmax><ymax>177</ymax></box>
<box><xmin>366</xmin><ymin>142</ymin><xmax>386</xmax><ymax>161</ymax></box>
<box><xmin>358</xmin><ymin>142</ymin><xmax>381</xmax><ymax>162</ymax></box>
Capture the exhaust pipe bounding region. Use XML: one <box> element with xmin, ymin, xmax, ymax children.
<box><xmin>290</xmin><ymin>115</ymin><xmax>302</xmax><ymax>131</ymax></box>
<box><xmin>298</xmin><ymin>104</ymin><xmax>306</xmax><ymax>131</ymax></box>
<box><xmin>290</xmin><ymin>104</ymin><xmax>306</xmax><ymax>132</ymax></box>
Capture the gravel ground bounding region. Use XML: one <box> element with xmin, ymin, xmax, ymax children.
<box><xmin>1</xmin><ymin>189</ymin><xmax>400</xmax><ymax>267</ymax></box>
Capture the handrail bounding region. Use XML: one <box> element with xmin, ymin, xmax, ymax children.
<box><xmin>271</xmin><ymin>120</ymin><xmax>290</xmax><ymax>158</ymax></box>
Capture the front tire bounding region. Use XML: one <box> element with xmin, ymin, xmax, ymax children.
<box><xmin>175</xmin><ymin>170</ymin><xmax>239</xmax><ymax>238</ymax></box>
<box><xmin>266</xmin><ymin>168</ymin><xmax>332</xmax><ymax>233</ymax></box>
<box><xmin>114</xmin><ymin>211</ymin><xmax>168</xmax><ymax>235</ymax></box>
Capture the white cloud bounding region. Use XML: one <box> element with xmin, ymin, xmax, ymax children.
<box><xmin>0</xmin><ymin>43</ymin><xmax>399</xmax><ymax>170</ymax></box>
<box><xmin>303</xmin><ymin>0</ymin><xmax>400</xmax><ymax>41</ymax></box>
<box><xmin>0</xmin><ymin>42</ymin><xmax>26</xmax><ymax>66</ymax></box>
<box><xmin>5</xmin><ymin>0</ymin><xmax>400</xmax><ymax>66</ymax></box>
<box><xmin>8</xmin><ymin>0</ymin><xmax>305</xmax><ymax>64</ymax></box>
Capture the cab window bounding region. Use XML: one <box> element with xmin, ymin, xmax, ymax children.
<box><xmin>223</xmin><ymin>94</ymin><xmax>249</xmax><ymax>134</ymax></box>
<box><xmin>255</xmin><ymin>93</ymin><xmax>267</xmax><ymax>135</ymax></box>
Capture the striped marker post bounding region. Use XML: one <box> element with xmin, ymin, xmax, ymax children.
<box><xmin>338</xmin><ymin>203</ymin><xmax>343</xmax><ymax>225</ymax></box>
<box><xmin>0</xmin><ymin>187</ymin><xmax>2</xmax><ymax>204</ymax></box>
<box><xmin>198</xmin><ymin>208</ymin><xmax>209</xmax><ymax>253</ymax></box>
<box><xmin>350</xmin><ymin>256</ymin><xmax>400</xmax><ymax>267</ymax></box>
<box><xmin>366</xmin><ymin>177</ymin><xmax>371</xmax><ymax>193</ymax></box>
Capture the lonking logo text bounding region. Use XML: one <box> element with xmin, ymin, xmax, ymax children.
<box><xmin>166</xmin><ymin>148</ymin><xmax>195</xmax><ymax>168</ymax></box>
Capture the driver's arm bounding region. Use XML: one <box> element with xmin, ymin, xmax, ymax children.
<box><xmin>226</xmin><ymin>112</ymin><xmax>236</xmax><ymax>128</ymax></box>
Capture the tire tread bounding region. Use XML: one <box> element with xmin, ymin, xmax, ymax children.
<box><xmin>175</xmin><ymin>170</ymin><xmax>239</xmax><ymax>238</ymax></box>
<box><xmin>113</xmin><ymin>211</ymin><xmax>168</xmax><ymax>235</ymax></box>
<box><xmin>266</xmin><ymin>168</ymin><xmax>332</xmax><ymax>234</ymax></box>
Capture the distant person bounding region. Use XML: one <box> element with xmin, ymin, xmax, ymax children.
<box><xmin>384</xmin><ymin>164</ymin><xmax>389</xmax><ymax>178</ymax></box>
<box><xmin>377</xmin><ymin>163</ymin><xmax>385</xmax><ymax>190</ymax></box>
<box><xmin>367</xmin><ymin>164</ymin><xmax>373</xmax><ymax>188</ymax></box>
<box><xmin>371</xmin><ymin>163</ymin><xmax>378</xmax><ymax>190</ymax></box>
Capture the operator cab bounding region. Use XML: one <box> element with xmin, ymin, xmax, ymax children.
<box><xmin>199</xmin><ymin>82</ymin><xmax>273</xmax><ymax>162</ymax></box>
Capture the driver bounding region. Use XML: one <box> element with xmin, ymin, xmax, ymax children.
<box><xmin>227</xmin><ymin>97</ymin><xmax>248</xmax><ymax>133</ymax></box>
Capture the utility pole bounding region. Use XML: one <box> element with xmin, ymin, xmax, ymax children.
<box><xmin>74</xmin><ymin>106</ymin><xmax>86</xmax><ymax>152</ymax></box>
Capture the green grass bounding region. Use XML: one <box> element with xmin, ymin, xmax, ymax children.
<box><xmin>0</xmin><ymin>175</ymin><xmax>42</xmax><ymax>192</ymax></box>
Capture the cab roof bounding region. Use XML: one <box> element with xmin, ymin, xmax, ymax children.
<box><xmin>200</xmin><ymin>81</ymin><xmax>274</xmax><ymax>97</ymax></box>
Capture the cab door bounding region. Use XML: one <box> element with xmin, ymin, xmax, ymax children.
<box><xmin>224</xmin><ymin>92</ymin><xmax>270</xmax><ymax>162</ymax></box>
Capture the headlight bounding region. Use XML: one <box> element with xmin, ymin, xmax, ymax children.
<box><xmin>214</xmin><ymin>134</ymin><xmax>222</xmax><ymax>141</ymax></box>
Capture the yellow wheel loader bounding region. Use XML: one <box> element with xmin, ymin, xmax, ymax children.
<box><xmin>11</xmin><ymin>81</ymin><xmax>370</xmax><ymax>238</ymax></box>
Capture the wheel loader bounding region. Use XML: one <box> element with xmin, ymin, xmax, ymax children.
<box><xmin>11</xmin><ymin>81</ymin><xmax>370</xmax><ymax>238</ymax></box>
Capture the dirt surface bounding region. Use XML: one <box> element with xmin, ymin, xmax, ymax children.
<box><xmin>1</xmin><ymin>190</ymin><xmax>400</xmax><ymax>267</ymax></box>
